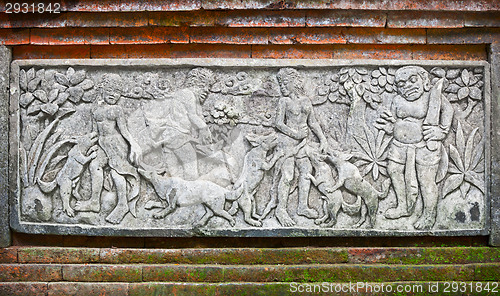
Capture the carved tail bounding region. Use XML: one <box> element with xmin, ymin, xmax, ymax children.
<box><xmin>36</xmin><ymin>178</ymin><xmax>57</xmax><ymax>193</ymax></box>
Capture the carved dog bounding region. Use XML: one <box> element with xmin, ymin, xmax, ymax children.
<box><xmin>227</xmin><ymin>133</ymin><xmax>285</xmax><ymax>227</ymax></box>
<box><xmin>310</xmin><ymin>149</ymin><xmax>390</xmax><ymax>228</ymax></box>
<box><xmin>138</xmin><ymin>168</ymin><xmax>237</xmax><ymax>227</ymax></box>
<box><xmin>37</xmin><ymin>132</ymin><xmax>98</xmax><ymax>217</ymax></box>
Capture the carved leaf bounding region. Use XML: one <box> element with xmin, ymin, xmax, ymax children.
<box><xmin>465</xmin><ymin>171</ymin><xmax>485</xmax><ymax>194</ymax></box>
<box><xmin>377</xmin><ymin>135</ymin><xmax>392</xmax><ymax>159</ymax></box>
<box><xmin>70</xmin><ymin>70</ymin><xmax>86</xmax><ymax>85</ymax></box>
<box><xmin>356</xmin><ymin>68</ymin><xmax>368</xmax><ymax>75</ymax></box>
<box><xmin>54</xmin><ymin>92</ymin><xmax>70</xmax><ymax>105</ymax></box>
<box><xmin>27</xmin><ymin>118</ymin><xmax>60</xmax><ymax>184</ymax></box>
<box><xmin>329</xmin><ymin>83</ymin><xmax>339</xmax><ymax>92</ymax></box>
<box><xmin>19</xmin><ymin>93</ymin><xmax>35</xmax><ymax>108</ymax></box>
<box><xmin>353</xmin><ymin>136</ymin><xmax>373</xmax><ymax>159</ymax></box>
<box><xmin>340</xmin><ymin>73</ymin><xmax>349</xmax><ymax>83</ymax></box>
<box><xmin>387</xmin><ymin>75</ymin><xmax>395</xmax><ymax>85</ymax></box>
<box><xmin>33</xmin><ymin>90</ymin><xmax>48</xmax><ymax>103</ymax></box>
<box><xmin>470</xmin><ymin>137</ymin><xmax>484</xmax><ymax>172</ymax></box>
<box><xmin>385</xmin><ymin>84</ymin><xmax>393</xmax><ymax>93</ymax></box>
<box><xmin>379</xmin><ymin>166</ymin><xmax>388</xmax><ymax>176</ymax></box>
<box><xmin>445</xmin><ymin>84</ymin><xmax>460</xmax><ymax>94</ymax></box>
<box><xmin>430</xmin><ymin>67</ymin><xmax>446</xmax><ymax>78</ymax></box>
<box><xmin>55</xmin><ymin>73</ymin><xmax>69</xmax><ymax>87</ymax></box>
<box><xmin>27</xmin><ymin>68</ymin><xmax>35</xmax><ymax>81</ymax></box>
<box><xmin>448</xmin><ymin>93</ymin><xmax>459</xmax><ymax>102</ymax></box>
<box><xmin>362</xmin><ymin>162</ymin><xmax>374</xmax><ymax>176</ymax></box>
<box><xmin>48</xmin><ymin>89</ymin><xmax>59</xmax><ymax>102</ymax></box>
<box><xmin>36</xmin><ymin>69</ymin><xmax>45</xmax><ymax>79</ymax></box>
<box><xmin>442</xmin><ymin>173</ymin><xmax>464</xmax><ymax>198</ymax></box>
<box><xmin>461</xmin><ymin>69</ymin><xmax>470</xmax><ymax>86</ymax></box>
<box><xmin>455</xmin><ymin>77</ymin><xmax>465</xmax><ymax>87</ymax></box>
<box><xmin>456</xmin><ymin>122</ymin><xmax>465</xmax><ymax>159</ymax></box>
<box><xmin>372</xmin><ymin>163</ymin><xmax>379</xmax><ymax>180</ymax></box>
<box><xmin>66</xmin><ymin>67</ymin><xmax>75</xmax><ymax>78</ymax></box>
<box><xmin>457</xmin><ymin>87</ymin><xmax>469</xmax><ymax>100</ymax></box>
<box><xmin>328</xmin><ymin>93</ymin><xmax>339</xmax><ymax>103</ymax></box>
<box><xmin>40</xmin><ymin>103</ymin><xmax>59</xmax><ymax>116</ymax></box>
<box><xmin>378</xmin><ymin>76</ymin><xmax>387</xmax><ymax>87</ymax></box>
<box><xmin>339</xmin><ymin>68</ymin><xmax>349</xmax><ymax>75</ymax></box>
<box><xmin>28</xmin><ymin>78</ymin><xmax>41</xmax><ymax>93</ymax></box>
<box><xmin>19</xmin><ymin>69</ymin><xmax>28</xmax><ymax>92</ymax></box>
<box><xmin>355</xmin><ymin>84</ymin><xmax>365</xmax><ymax>96</ymax></box>
<box><xmin>446</xmin><ymin>69</ymin><xmax>460</xmax><ymax>79</ymax></box>
<box><xmin>449</xmin><ymin>145</ymin><xmax>465</xmax><ymax>172</ymax></box>
<box><xmin>436</xmin><ymin>145</ymin><xmax>449</xmax><ymax>183</ymax></box>
<box><xmin>464</xmin><ymin>127</ymin><xmax>478</xmax><ymax>171</ymax></box>
<box><xmin>379</xmin><ymin>67</ymin><xmax>387</xmax><ymax>75</ymax></box>
<box><xmin>353</xmin><ymin>73</ymin><xmax>363</xmax><ymax>84</ymax></box>
<box><xmin>318</xmin><ymin>86</ymin><xmax>329</xmax><ymax>96</ymax></box>
<box><xmin>354</xmin><ymin>159</ymin><xmax>370</xmax><ymax>167</ymax></box>
<box><xmin>352</xmin><ymin>151</ymin><xmax>372</xmax><ymax>162</ymax></box>
<box><xmin>460</xmin><ymin>182</ymin><xmax>471</xmax><ymax>199</ymax></box>
<box><xmin>67</xmin><ymin>87</ymin><xmax>84</xmax><ymax>103</ymax></box>
<box><xmin>348</xmin><ymin>68</ymin><xmax>356</xmax><ymax>76</ymax></box>
<box><xmin>469</xmin><ymin>87</ymin><xmax>482</xmax><ymax>100</ymax></box>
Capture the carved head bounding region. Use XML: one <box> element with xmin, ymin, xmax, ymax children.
<box><xmin>99</xmin><ymin>73</ymin><xmax>124</xmax><ymax>105</ymax></box>
<box><xmin>185</xmin><ymin>68</ymin><xmax>215</xmax><ymax>102</ymax></box>
<box><xmin>277</xmin><ymin>68</ymin><xmax>306</xmax><ymax>97</ymax></box>
<box><xmin>395</xmin><ymin>66</ymin><xmax>431</xmax><ymax>101</ymax></box>
<box><xmin>246</xmin><ymin>132</ymin><xmax>277</xmax><ymax>150</ymax></box>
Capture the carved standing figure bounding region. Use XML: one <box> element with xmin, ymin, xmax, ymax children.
<box><xmin>270</xmin><ymin>68</ymin><xmax>329</xmax><ymax>227</ymax></box>
<box><xmin>74</xmin><ymin>73</ymin><xmax>142</xmax><ymax>224</ymax></box>
<box><xmin>375</xmin><ymin>66</ymin><xmax>453</xmax><ymax>230</ymax></box>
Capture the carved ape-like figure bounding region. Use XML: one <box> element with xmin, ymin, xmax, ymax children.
<box><xmin>74</xmin><ymin>73</ymin><xmax>142</xmax><ymax>224</ymax></box>
<box><xmin>271</xmin><ymin>68</ymin><xmax>329</xmax><ymax>227</ymax></box>
<box><xmin>146</xmin><ymin>68</ymin><xmax>214</xmax><ymax>181</ymax></box>
<box><xmin>375</xmin><ymin>66</ymin><xmax>453</xmax><ymax>230</ymax></box>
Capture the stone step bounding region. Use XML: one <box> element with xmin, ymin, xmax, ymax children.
<box><xmin>1</xmin><ymin>281</ymin><xmax>500</xmax><ymax>296</ymax></box>
<box><xmin>0</xmin><ymin>263</ymin><xmax>498</xmax><ymax>283</ymax></box>
<box><xmin>2</xmin><ymin>246</ymin><xmax>499</xmax><ymax>265</ymax></box>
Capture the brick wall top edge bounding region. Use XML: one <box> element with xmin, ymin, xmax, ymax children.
<box><xmin>0</xmin><ymin>0</ymin><xmax>499</xmax><ymax>12</ymax></box>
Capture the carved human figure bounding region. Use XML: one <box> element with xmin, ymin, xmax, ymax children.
<box><xmin>272</xmin><ymin>68</ymin><xmax>329</xmax><ymax>226</ymax></box>
<box><xmin>144</xmin><ymin>68</ymin><xmax>214</xmax><ymax>180</ymax></box>
<box><xmin>375</xmin><ymin>66</ymin><xmax>453</xmax><ymax>230</ymax></box>
<box><xmin>74</xmin><ymin>73</ymin><xmax>142</xmax><ymax>224</ymax></box>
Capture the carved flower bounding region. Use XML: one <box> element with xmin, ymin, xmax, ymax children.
<box><xmin>443</xmin><ymin>122</ymin><xmax>484</xmax><ymax>199</ymax></box>
<box><xmin>442</xmin><ymin>68</ymin><xmax>483</xmax><ymax>102</ymax></box>
<box><xmin>53</xmin><ymin>67</ymin><xmax>95</xmax><ymax>104</ymax></box>
<box><xmin>211</xmin><ymin>102</ymin><xmax>240</xmax><ymax>126</ymax></box>
<box><xmin>352</xmin><ymin>127</ymin><xmax>391</xmax><ymax>181</ymax></box>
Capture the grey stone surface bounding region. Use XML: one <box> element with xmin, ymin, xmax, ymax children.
<box><xmin>8</xmin><ymin>59</ymin><xmax>491</xmax><ymax>238</ymax></box>
<box><xmin>0</xmin><ymin>46</ymin><xmax>11</xmax><ymax>247</ymax></box>
<box><xmin>489</xmin><ymin>43</ymin><xmax>500</xmax><ymax>247</ymax></box>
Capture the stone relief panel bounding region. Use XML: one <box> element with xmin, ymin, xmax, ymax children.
<box><xmin>10</xmin><ymin>59</ymin><xmax>490</xmax><ymax>236</ymax></box>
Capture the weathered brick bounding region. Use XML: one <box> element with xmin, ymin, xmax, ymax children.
<box><xmin>388</xmin><ymin>11</ymin><xmax>465</xmax><ymax>28</ymax></box>
<box><xmin>65</xmin><ymin>12</ymin><xmax>148</xmax><ymax>27</ymax></box>
<box><xmin>0</xmin><ymin>282</ymin><xmax>48</xmax><ymax>296</ymax></box>
<box><xmin>190</xmin><ymin>27</ymin><xmax>269</xmax><ymax>44</ymax></box>
<box><xmin>474</xmin><ymin>263</ymin><xmax>500</xmax><ymax>281</ymax></box>
<box><xmin>12</xmin><ymin>233</ymin><xmax>64</xmax><ymax>246</ymax></box>
<box><xmin>129</xmin><ymin>282</ymin><xmax>291</xmax><ymax>296</ymax></box>
<box><xmin>269</xmin><ymin>28</ymin><xmax>345</xmax><ymax>44</ymax></box>
<box><xmin>18</xmin><ymin>247</ymin><xmax>100</xmax><ymax>264</ymax></box>
<box><xmin>110</xmin><ymin>27</ymin><xmax>188</xmax><ymax>44</ymax></box>
<box><xmin>222</xmin><ymin>10</ymin><xmax>306</xmax><ymax>27</ymax></box>
<box><xmin>0</xmin><ymin>248</ymin><xmax>17</xmax><ymax>263</ymax></box>
<box><xmin>62</xmin><ymin>235</ymin><xmax>145</xmax><ymax>248</ymax></box>
<box><xmin>63</xmin><ymin>264</ymin><xmax>142</xmax><ymax>282</ymax></box>
<box><xmin>31</xmin><ymin>27</ymin><xmax>109</xmax><ymax>45</ymax></box>
<box><xmin>0</xmin><ymin>28</ymin><xmax>29</xmax><ymax>45</ymax></box>
<box><xmin>344</xmin><ymin>28</ymin><xmax>426</xmax><ymax>44</ymax></box>
<box><xmin>100</xmin><ymin>247</ymin><xmax>349</xmax><ymax>265</ymax></box>
<box><xmin>348</xmin><ymin>247</ymin><xmax>500</xmax><ymax>264</ymax></box>
<box><xmin>48</xmin><ymin>282</ymin><xmax>129</xmax><ymax>296</ymax></box>
<box><xmin>306</xmin><ymin>10</ymin><xmax>386</xmax><ymax>27</ymax></box>
<box><xmin>427</xmin><ymin>28</ymin><xmax>500</xmax><ymax>44</ymax></box>
<box><xmin>331</xmin><ymin>44</ymin><xmax>413</xmax><ymax>60</ymax></box>
<box><xmin>61</xmin><ymin>0</ymin><xmax>121</xmax><ymax>12</ymax></box>
<box><xmin>0</xmin><ymin>264</ymin><xmax>62</xmax><ymax>282</ymax></box>
<box><xmin>13</xmin><ymin>45</ymin><xmax>91</xmax><ymax>59</ymax></box>
<box><xmin>465</xmin><ymin>12</ymin><xmax>500</xmax><ymax>27</ymax></box>
<box><xmin>252</xmin><ymin>44</ymin><xmax>334</xmax><ymax>59</ymax></box>
<box><xmin>0</xmin><ymin>13</ymin><xmax>67</xmax><ymax>28</ymax></box>
<box><xmin>411</xmin><ymin>44</ymin><xmax>487</xmax><ymax>61</ymax></box>
<box><xmin>149</xmin><ymin>11</ymin><xmax>218</xmax><ymax>27</ymax></box>
<box><xmin>143</xmin><ymin>264</ymin><xmax>475</xmax><ymax>282</ymax></box>
<box><xmin>119</xmin><ymin>0</ymin><xmax>201</xmax><ymax>11</ymax></box>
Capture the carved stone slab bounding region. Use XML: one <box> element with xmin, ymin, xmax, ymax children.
<box><xmin>9</xmin><ymin>59</ymin><xmax>491</xmax><ymax>238</ymax></box>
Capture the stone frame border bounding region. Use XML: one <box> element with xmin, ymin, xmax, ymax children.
<box><xmin>5</xmin><ymin>58</ymin><xmax>495</xmax><ymax>242</ymax></box>
<box><xmin>0</xmin><ymin>46</ymin><xmax>11</xmax><ymax>247</ymax></box>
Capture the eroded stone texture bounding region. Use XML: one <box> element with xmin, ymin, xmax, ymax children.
<box><xmin>0</xmin><ymin>46</ymin><xmax>11</xmax><ymax>247</ymax></box>
<box><xmin>9</xmin><ymin>59</ymin><xmax>491</xmax><ymax>237</ymax></box>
